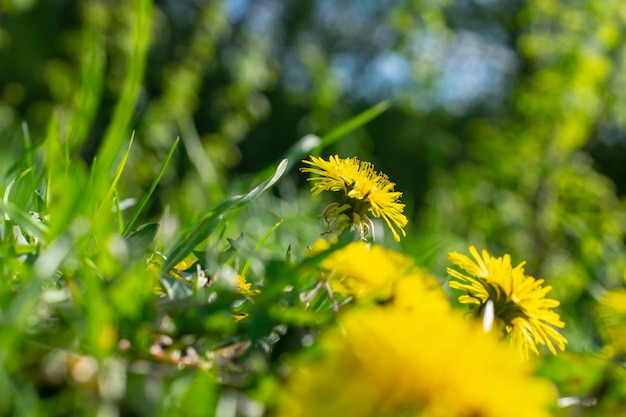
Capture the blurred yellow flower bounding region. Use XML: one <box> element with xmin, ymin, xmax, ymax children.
<box><xmin>301</xmin><ymin>155</ymin><xmax>407</xmax><ymax>242</ymax></box>
<box><xmin>596</xmin><ymin>289</ymin><xmax>626</xmax><ymax>357</ymax></box>
<box><xmin>174</xmin><ymin>254</ymin><xmax>198</xmax><ymax>271</ymax></box>
<box><xmin>320</xmin><ymin>241</ymin><xmax>413</xmax><ymax>300</ymax></box>
<box><xmin>278</xmin><ymin>304</ymin><xmax>555</xmax><ymax>417</ymax></box>
<box><xmin>232</xmin><ymin>313</ymin><xmax>249</xmax><ymax>322</ymax></box>
<box><xmin>317</xmin><ymin>241</ymin><xmax>446</xmax><ymax>308</ymax></box>
<box><xmin>391</xmin><ymin>271</ymin><xmax>450</xmax><ymax>315</ymax></box>
<box><xmin>235</xmin><ymin>275</ymin><xmax>260</xmax><ymax>297</ymax></box>
<box><xmin>447</xmin><ymin>246</ymin><xmax>567</xmax><ymax>358</ymax></box>
<box><xmin>231</xmin><ymin>276</ymin><xmax>260</xmax><ymax>322</ymax></box>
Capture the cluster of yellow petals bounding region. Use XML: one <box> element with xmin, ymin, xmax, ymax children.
<box><xmin>447</xmin><ymin>246</ymin><xmax>567</xmax><ymax>357</ymax></box>
<box><xmin>319</xmin><ymin>240</ymin><xmax>415</xmax><ymax>300</ymax></box>
<box><xmin>301</xmin><ymin>155</ymin><xmax>408</xmax><ymax>242</ymax></box>
<box><xmin>278</xmin><ymin>302</ymin><xmax>555</xmax><ymax>417</ymax></box>
<box><xmin>596</xmin><ymin>289</ymin><xmax>626</xmax><ymax>357</ymax></box>
<box><xmin>235</xmin><ymin>274</ymin><xmax>260</xmax><ymax>297</ymax></box>
<box><xmin>280</xmin><ymin>237</ymin><xmax>560</xmax><ymax>416</ymax></box>
<box><xmin>310</xmin><ymin>239</ymin><xmax>446</xmax><ymax>307</ymax></box>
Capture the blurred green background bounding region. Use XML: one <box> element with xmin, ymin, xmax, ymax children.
<box><xmin>2</xmin><ymin>0</ymin><xmax>626</xmax><ymax>354</ymax></box>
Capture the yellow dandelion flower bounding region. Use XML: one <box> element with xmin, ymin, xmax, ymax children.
<box><xmin>301</xmin><ymin>155</ymin><xmax>408</xmax><ymax>242</ymax></box>
<box><xmin>232</xmin><ymin>276</ymin><xmax>260</xmax><ymax>321</ymax></box>
<box><xmin>232</xmin><ymin>313</ymin><xmax>249</xmax><ymax>322</ymax></box>
<box><xmin>320</xmin><ymin>241</ymin><xmax>414</xmax><ymax>300</ymax></box>
<box><xmin>447</xmin><ymin>246</ymin><xmax>567</xmax><ymax>358</ymax></box>
<box><xmin>174</xmin><ymin>254</ymin><xmax>198</xmax><ymax>271</ymax></box>
<box><xmin>235</xmin><ymin>275</ymin><xmax>260</xmax><ymax>297</ymax></box>
<box><xmin>316</xmin><ymin>241</ymin><xmax>447</xmax><ymax>306</ymax></box>
<box><xmin>277</xmin><ymin>304</ymin><xmax>556</xmax><ymax>417</ymax></box>
<box><xmin>391</xmin><ymin>270</ymin><xmax>451</xmax><ymax>315</ymax></box>
<box><xmin>307</xmin><ymin>240</ymin><xmax>448</xmax><ymax>312</ymax></box>
<box><xmin>596</xmin><ymin>289</ymin><xmax>626</xmax><ymax>357</ymax></box>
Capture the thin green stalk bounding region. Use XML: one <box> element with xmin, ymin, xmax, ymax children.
<box><xmin>95</xmin><ymin>132</ymin><xmax>134</xmax><ymax>219</ymax></box>
<box><xmin>240</xmin><ymin>218</ymin><xmax>284</xmax><ymax>277</ymax></box>
<box><xmin>67</xmin><ymin>12</ymin><xmax>106</xmax><ymax>154</ymax></box>
<box><xmin>21</xmin><ymin>122</ymin><xmax>33</xmax><ymax>170</ymax></box>
<box><xmin>122</xmin><ymin>137</ymin><xmax>179</xmax><ymax>236</ymax></box>
<box><xmin>93</xmin><ymin>0</ymin><xmax>152</xmax><ymax>200</ymax></box>
<box><xmin>114</xmin><ymin>188</ymin><xmax>124</xmax><ymax>235</ymax></box>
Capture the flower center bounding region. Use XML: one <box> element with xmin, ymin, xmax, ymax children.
<box><xmin>476</xmin><ymin>283</ymin><xmax>527</xmax><ymax>327</ymax></box>
<box><xmin>320</xmin><ymin>195</ymin><xmax>374</xmax><ymax>239</ymax></box>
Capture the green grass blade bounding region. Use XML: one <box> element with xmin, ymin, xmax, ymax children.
<box><xmin>240</xmin><ymin>218</ymin><xmax>284</xmax><ymax>277</ymax></box>
<box><xmin>0</xmin><ymin>200</ymin><xmax>48</xmax><ymax>240</ymax></box>
<box><xmin>95</xmin><ymin>132</ymin><xmax>134</xmax><ymax>218</ymax></box>
<box><xmin>114</xmin><ymin>188</ymin><xmax>124</xmax><ymax>234</ymax></box>
<box><xmin>67</xmin><ymin>15</ymin><xmax>106</xmax><ymax>154</ymax></box>
<box><xmin>122</xmin><ymin>137</ymin><xmax>179</xmax><ymax>236</ymax></box>
<box><xmin>164</xmin><ymin>159</ymin><xmax>288</xmax><ymax>271</ymax></box>
<box><xmin>178</xmin><ymin>116</ymin><xmax>222</xmax><ymax>200</ymax></box>
<box><xmin>42</xmin><ymin>112</ymin><xmax>94</xmax><ymax>240</ymax></box>
<box><xmin>3</xmin><ymin>122</ymin><xmax>45</xmax><ymax>185</ymax></box>
<box><xmin>93</xmin><ymin>0</ymin><xmax>152</xmax><ymax>197</ymax></box>
<box><xmin>124</xmin><ymin>222</ymin><xmax>160</xmax><ymax>261</ymax></box>
<box><xmin>3</xmin><ymin>168</ymin><xmax>33</xmax><ymax>208</ymax></box>
<box><xmin>21</xmin><ymin>122</ymin><xmax>34</xmax><ymax>170</ymax></box>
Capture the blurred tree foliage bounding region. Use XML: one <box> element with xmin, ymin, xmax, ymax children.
<box><xmin>2</xmin><ymin>0</ymin><xmax>626</xmax><ymax>353</ymax></box>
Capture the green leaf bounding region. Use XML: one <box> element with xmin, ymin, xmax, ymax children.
<box><xmin>0</xmin><ymin>200</ymin><xmax>48</xmax><ymax>240</ymax></box>
<box><xmin>240</xmin><ymin>218</ymin><xmax>284</xmax><ymax>276</ymax></box>
<box><xmin>2</xmin><ymin>167</ymin><xmax>33</xmax><ymax>207</ymax></box>
<box><xmin>193</xmin><ymin>233</ymin><xmax>243</xmax><ymax>267</ymax></box>
<box><xmin>124</xmin><ymin>222</ymin><xmax>159</xmax><ymax>261</ymax></box>
<box><xmin>163</xmin><ymin>159</ymin><xmax>288</xmax><ymax>271</ymax></box>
